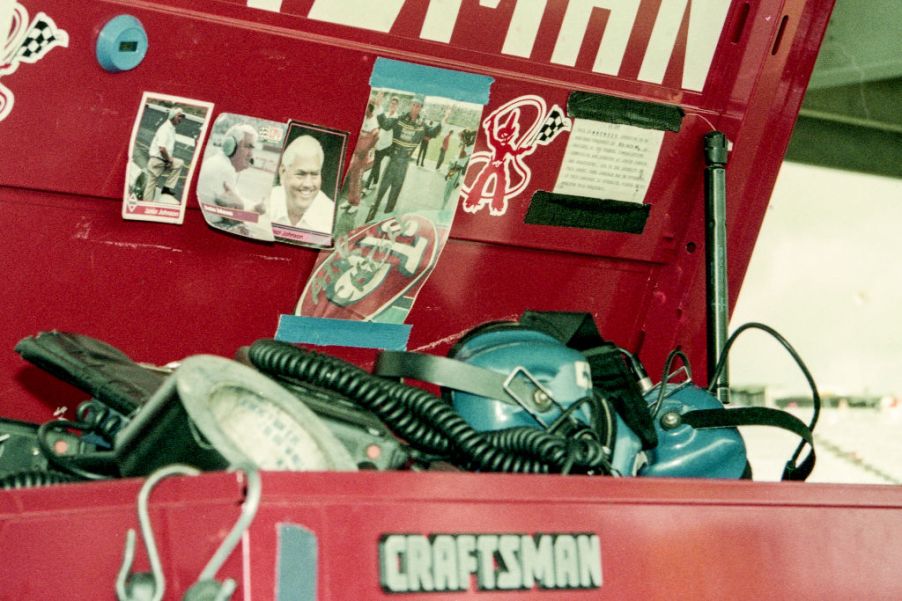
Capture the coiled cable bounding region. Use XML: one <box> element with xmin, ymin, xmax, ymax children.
<box><xmin>1</xmin><ymin>469</ymin><xmax>81</xmax><ymax>490</ymax></box>
<box><xmin>249</xmin><ymin>339</ymin><xmax>613</xmax><ymax>474</ymax></box>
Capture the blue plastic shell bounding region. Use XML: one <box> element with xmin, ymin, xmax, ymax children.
<box><xmin>640</xmin><ymin>384</ymin><xmax>748</xmax><ymax>479</ymax></box>
<box><xmin>96</xmin><ymin>15</ymin><xmax>148</xmax><ymax>73</ymax></box>
<box><xmin>451</xmin><ymin>329</ymin><xmax>593</xmax><ymax>431</ymax></box>
<box><xmin>450</xmin><ymin>328</ymin><xmax>643</xmax><ymax>476</ymax></box>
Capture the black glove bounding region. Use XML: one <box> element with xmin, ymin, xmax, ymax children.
<box><xmin>15</xmin><ymin>332</ymin><xmax>166</xmax><ymax>415</ymax></box>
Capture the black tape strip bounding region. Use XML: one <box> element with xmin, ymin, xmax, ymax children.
<box><xmin>525</xmin><ymin>191</ymin><xmax>650</xmax><ymax>234</ymax></box>
<box><xmin>568</xmin><ymin>91</ymin><xmax>684</xmax><ymax>132</ymax></box>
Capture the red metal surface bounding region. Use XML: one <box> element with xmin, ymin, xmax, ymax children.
<box><xmin>2</xmin><ymin>471</ymin><xmax>901</xmax><ymax>600</ymax></box>
<box><xmin>0</xmin><ymin>0</ymin><xmax>833</xmax><ymax>422</ymax></box>
<box><xmin>0</xmin><ymin>472</ymin><xmax>245</xmax><ymax>599</ymax></box>
<box><xmin>2</xmin><ymin>3</ymin><xmax>873</xmax><ymax>599</ymax></box>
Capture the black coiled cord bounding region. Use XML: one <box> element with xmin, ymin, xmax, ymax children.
<box><xmin>76</xmin><ymin>399</ymin><xmax>127</xmax><ymax>446</ymax></box>
<box><xmin>1</xmin><ymin>469</ymin><xmax>81</xmax><ymax>490</ymax></box>
<box><xmin>249</xmin><ymin>339</ymin><xmax>614</xmax><ymax>474</ymax></box>
<box><xmin>481</xmin><ymin>428</ymin><xmax>611</xmax><ymax>474</ymax></box>
<box><xmin>259</xmin><ymin>342</ymin><xmax>454</xmax><ymax>455</ymax></box>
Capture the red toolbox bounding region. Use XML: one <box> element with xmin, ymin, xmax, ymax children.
<box><xmin>5</xmin><ymin>1</ymin><xmax>897</xmax><ymax>600</ymax></box>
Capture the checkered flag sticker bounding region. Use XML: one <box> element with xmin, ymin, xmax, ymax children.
<box><xmin>12</xmin><ymin>12</ymin><xmax>68</xmax><ymax>65</ymax></box>
<box><xmin>530</xmin><ymin>105</ymin><xmax>572</xmax><ymax>147</ymax></box>
<box><xmin>0</xmin><ymin>7</ymin><xmax>67</xmax><ymax>122</ymax></box>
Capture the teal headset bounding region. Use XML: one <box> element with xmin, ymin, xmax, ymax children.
<box><xmin>221</xmin><ymin>134</ymin><xmax>239</xmax><ymax>158</ymax></box>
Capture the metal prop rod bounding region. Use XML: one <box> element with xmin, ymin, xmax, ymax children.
<box><xmin>704</xmin><ymin>131</ymin><xmax>730</xmax><ymax>404</ymax></box>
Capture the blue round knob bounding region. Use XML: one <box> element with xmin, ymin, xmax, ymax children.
<box><xmin>96</xmin><ymin>15</ymin><xmax>148</xmax><ymax>73</ymax></box>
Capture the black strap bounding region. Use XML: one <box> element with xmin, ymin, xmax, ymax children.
<box><xmin>519</xmin><ymin>311</ymin><xmax>658</xmax><ymax>450</ymax></box>
<box><xmin>519</xmin><ymin>311</ymin><xmax>606</xmax><ymax>351</ymax></box>
<box><xmin>375</xmin><ymin>351</ymin><xmax>547</xmax><ymax>412</ymax></box>
<box><xmin>584</xmin><ymin>346</ymin><xmax>658</xmax><ymax>450</ymax></box>
<box><xmin>681</xmin><ymin>407</ymin><xmax>816</xmax><ymax>481</ymax></box>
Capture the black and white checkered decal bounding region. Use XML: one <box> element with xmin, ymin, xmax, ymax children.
<box><xmin>531</xmin><ymin>105</ymin><xmax>572</xmax><ymax>146</ymax></box>
<box><xmin>14</xmin><ymin>13</ymin><xmax>68</xmax><ymax>64</ymax></box>
<box><xmin>0</xmin><ymin>6</ymin><xmax>68</xmax><ymax>122</ymax></box>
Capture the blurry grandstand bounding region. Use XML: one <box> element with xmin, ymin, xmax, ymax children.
<box><xmin>733</xmin><ymin>385</ymin><xmax>901</xmax><ymax>485</ymax></box>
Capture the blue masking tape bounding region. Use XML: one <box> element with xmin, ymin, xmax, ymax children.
<box><xmin>370</xmin><ymin>57</ymin><xmax>493</xmax><ymax>105</ymax></box>
<box><xmin>275</xmin><ymin>315</ymin><xmax>411</xmax><ymax>350</ymax></box>
<box><xmin>275</xmin><ymin>523</ymin><xmax>317</xmax><ymax>601</ymax></box>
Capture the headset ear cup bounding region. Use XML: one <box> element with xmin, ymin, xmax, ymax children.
<box><xmin>442</xmin><ymin>321</ymin><xmax>522</xmax><ymax>403</ymax></box>
<box><xmin>222</xmin><ymin>134</ymin><xmax>237</xmax><ymax>158</ymax></box>
<box><xmin>447</xmin><ymin>321</ymin><xmax>523</xmax><ymax>359</ymax></box>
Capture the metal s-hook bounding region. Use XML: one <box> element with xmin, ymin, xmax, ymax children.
<box><xmin>115</xmin><ymin>465</ymin><xmax>262</xmax><ymax>601</ymax></box>
<box><xmin>116</xmin><ymin>464</ymin><xmax>202</xmax><ymax>601</ymax></box>
<box><xmin>183</xmin><ymin>466</ymin><xmax>262</xmax><ymax>601</ymax></box>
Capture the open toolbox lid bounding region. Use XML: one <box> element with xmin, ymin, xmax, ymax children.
<box><xmin>0</xmin><ymin>0</ymin><xmax>835</xmax><ymax>421</ymax></box>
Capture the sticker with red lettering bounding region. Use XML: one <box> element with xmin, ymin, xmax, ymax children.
<box><xmin>459</xmin><ymin>95</ymin><xmax>571</xmax><ymax>217</ymax></box>
<box><xmin>123</xmin><ymin>92</ymin><xmax>214</xmax><ymax>224</ymax></box>
<box><xmin>296</xmin><ymin>214</ymin><xmax>441</xmax><ymax>323</ymax></box>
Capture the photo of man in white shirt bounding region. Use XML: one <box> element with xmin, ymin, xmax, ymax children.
<box><xmin>143</xmin><ymin>107</ymin><xmax>185</xmax><ymax>203</ymax></box>
<box><xmin>270</xmin><ymin>135</ymin><xmax>335</xmax><ymax>234</ymax></box>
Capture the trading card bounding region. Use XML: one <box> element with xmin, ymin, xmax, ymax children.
<box><xmin>196</xmin><ymin>113</ymin><xmax>286</xmax><ymax>241</ymax></box>
<box><xmin>270</xmin><ymin>121</ymin><xmax>348</xmax><ymax>248</ymax></box>
<box><xmin>123</xmin><ymin>92</ymin><xmax>214</xmax><ymax>224</ymax></box>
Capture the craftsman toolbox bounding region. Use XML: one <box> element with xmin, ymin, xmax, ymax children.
<box><xmin>3</xmin><ymin>1</ymin><xmax>901</xmax><ymax>599</ymax></box>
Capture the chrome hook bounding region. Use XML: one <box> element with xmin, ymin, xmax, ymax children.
<box><xmin>116</xmin><ymin>464</ymin><xmax>201</xmax><ymax>601</ymax></box>
<box><xmin>183</xmin><ymin>466</ymin><xmax>262</xmax><ymax>601</ymax></box>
